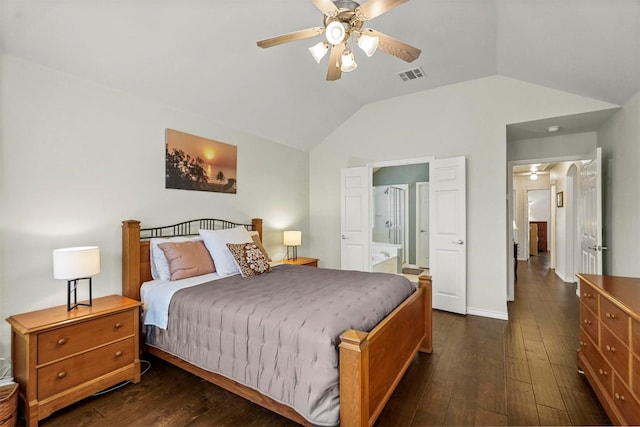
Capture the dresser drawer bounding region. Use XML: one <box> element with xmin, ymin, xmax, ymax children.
<box><xmin>580</xmin><ymin>282</ymin><xmax>599</xmax><ymax>315</ymax></box>
<box><xmin>600</xmin><ymin>323</ymin><xmax>629</xmax><ymax>380</ymax></box>
<box><xmin>38</xmin><ymin>337</ymin><xmax>135</xmax><ymax>399</ymax></box>
<box><xmin>38</xmin><ymin>311</ymin><xmax>134</xmax><ymax>365</ymax></box>
<box><xmin>581</xmin><ymin>302</ymin><xmax>598</xmax><ymax>344</ymax></box>
<box><xmin>600</xmin><ymin>298</ymin><xmax>629</xmax><ymax>342</ymax></box>
<box><xmin>582</xmin><ymin>331</ymin><xmax>612</xmax><ymax>395</ymax></box>
<box><xmin>613</xmin><ymin>373</ymin><xmax>640</xmax><ymax>425</ymax></box>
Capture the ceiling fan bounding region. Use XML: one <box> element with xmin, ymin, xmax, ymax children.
<box><xmin>257</xmin><ymin>0</ymin><xmax>421</xmax><ymax>81</ymax></box>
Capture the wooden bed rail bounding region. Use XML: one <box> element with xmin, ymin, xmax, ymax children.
<box><xmin>339</xmin><ymin>275</ymin><xmax>432</xmax><ymax>427</ymax></box>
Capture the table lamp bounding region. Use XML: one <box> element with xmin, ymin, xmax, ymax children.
<box><xmin>283</xmin><ymin>231</ymin><xmax>301</xmax><ymax>261</ymax></box>
<box><xmin>53</xmin><ymin>246</ymin><xmax>100</xmax><ymax>311</ymax></box>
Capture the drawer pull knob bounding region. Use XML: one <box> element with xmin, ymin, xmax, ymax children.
<box><xmin>580</xmin><ymin>341</ymin><xmax>587</xmax><ymax>347</ymax></box>
<box><xmin>583</xmin><ymin>293</ymin><xmax>591</xmax><ymax>299</ymax></box>
<box><xmin>114</xmin><ymin>322</ymin><xmax>123</xmax><ymax>329</ymax></box>
<box><xmin>583</xmin><ymin>319</ymin><xmax>591</xmax><ymax>325</ymax></box>
<box><xmin>57</xmin><ymin>371</ymin><xmax>66</xmax><ymax>379</ymax></box>
<box><xmin>57</xmin><ymin>338</ymin><xmax>67</xmax><ymax>345</ymax></box>
<box><xmin>606</xmin><ymin>344</ymin><xmax>616</xmax><ymax>352</ymax></box>
<box><xmin>606</xmin><ymin>312</ymin><xmax>616</xmax><ymax>319</ymax></box>
<box><xmin>115</xmin><ymin>351</ymin><xmax>123</xmax><ymax>357</ymax></box>
<box><xmin>598</xmin><ymin>369</ymin><xmax>608</xmax><ymax>376</ymax></box>
<box><xmin>615</xmin><ymin>393</ymin><xmax>625</xmax><ymax>401</ymax></box>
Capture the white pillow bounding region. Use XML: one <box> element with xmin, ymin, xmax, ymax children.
<box><xmin>150</xmin><ymin>236</ymin><xmax>201</xmax><ymax>280</ymax></box>
<box><xmin>199</xmin><ymin>227</ymin><xmax>253</xmax><ymax>277</ymax></box>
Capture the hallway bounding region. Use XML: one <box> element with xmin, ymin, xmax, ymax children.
<box><xmin>376</xmin><ymin>252</ymin><xmax>611</xmax><ymax>425</ymax></box>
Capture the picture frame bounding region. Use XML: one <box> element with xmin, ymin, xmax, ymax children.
<box><xmin>165</xmin><ymin>129</ymin><xmax>237</xmax><ymax>194</ymax></box>
<box><xmin>556</xmin><ymin>191</ymin><xmax>564</xmax><ymax>208</ymax></box>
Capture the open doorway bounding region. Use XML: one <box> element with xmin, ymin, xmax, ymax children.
<box><xmin>370</xmin><ymin>161</ymin><xmax>430</xmax><ymax>278</ymax></box>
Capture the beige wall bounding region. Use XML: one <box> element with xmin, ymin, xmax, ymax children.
<box><xmin>0</xmin><ymin>55</ymin><xmax>310</xmax><ymax>357</ymax></box>
<box><xmin>310</xmin><ymin>76</ymin><xmax>617</xmax><ymax>319</ymax></box>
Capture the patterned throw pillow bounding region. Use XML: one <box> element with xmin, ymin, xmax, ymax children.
<box><xmin>226</xmin><ymin>242</ymin><xmax>272</xmax><ymax>277</ymax></box>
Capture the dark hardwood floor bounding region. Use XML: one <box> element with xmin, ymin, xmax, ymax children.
<box><xmin>32</xmin><ymin>252</ymin><xmax>610</xmax><ymax>426</ymax></box>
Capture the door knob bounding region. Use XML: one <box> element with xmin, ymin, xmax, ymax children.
<box><xmin>452</xmin><ymin>240</ymin><xmax>464</xmax><ymax>245</ymax></box>
<box><xmin>341</xmin><ymin>235</ymin><xmax>349</xmax><ymax>240</ymax></box>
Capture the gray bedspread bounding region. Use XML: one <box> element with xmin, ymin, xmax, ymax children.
<box><xmin>146</xmin><ymin>264</ymin><xmax>415</xmax><ymax>426</ymax></box>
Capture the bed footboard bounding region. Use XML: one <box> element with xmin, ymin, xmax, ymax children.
<box><xmin>339</xmin><ymin>275</ymin><xmax>432</xmax><ymax>427</ymax></box>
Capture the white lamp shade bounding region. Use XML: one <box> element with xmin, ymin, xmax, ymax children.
<box><xmin>53</xmin><ymin>246</ymin><xmax>100</xmax><ymax>279</ymax></box>
<box><xmin>341</xmin><ymin>50</ymin><xmax>357</xmax><ymax>72</ymax></box>
<box><xmin>283</xmin><ymin>231</ymin><xmax>302</xmax><ymax>246</ymax></box>
<box><xmin>308</xmin><ymin>41</ymin><xmax>329</xmax><ymax>63</ymax></box>
<box><xmin>325</xmin><ymin>21</ymin><xmax>346</xmax><ymax>45</ymax></box>
<box><xmin>357</xmin><ymin>34</ymin><xmax>379</xmax><ymax>57</ymax></box>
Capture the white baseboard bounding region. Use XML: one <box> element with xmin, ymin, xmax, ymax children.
<box><xmin>555</xmin><ymin>270</ymin><xmax>577</xmax><ymax>283</ymax></box>
<box><xmin>465</xmin><ymin>307</ymin><xmax>509</xmax><ymax>321</ymax></box>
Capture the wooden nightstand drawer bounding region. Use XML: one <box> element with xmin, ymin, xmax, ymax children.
<box><xmin>38</xmin><ymin>337</ymin><xmax>135</xmax><ymax>400</ymax></box>
<box><xmin>38</xmin><ymin>310</ymin><xmax>134</xmax><ymax>365</ymax></box>
<box><xmin>600</xmin><ymin>298</ymin><xmax>629</xmax><ymax>342</ymax></box>
<box><xmin>600</xmin><ymin>323</ymin><xmax>629</xmax><ymax>380</ymax></box>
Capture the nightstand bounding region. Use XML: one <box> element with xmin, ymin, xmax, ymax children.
<box><xmin>277</xmin><ymin>257</ymin><xmax>319</xmax><ymax>267</ymax></box>
<box><xmin>6</xmin><ymin>295</ymin><xmax>141</xmax><ymax>427</ymax></box>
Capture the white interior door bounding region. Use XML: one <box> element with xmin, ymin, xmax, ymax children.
<box><xmin>580</xmin><ymin>147</ymin><xmax>604</xmax><ymax>274</ymax></box>
<box><xmin>340</xmin><ymin>167</ymin><xmax>370</xmax><ymax>271</ymax></box>
<box><xmin>429</xmin><ymin>157</ymin><xmax>466</xmax><ymax>314</ymax></box>
<box><xmin>416</xmin><ymin>182</ymin><xmax>430</xmax><ymax>269</ymax></box>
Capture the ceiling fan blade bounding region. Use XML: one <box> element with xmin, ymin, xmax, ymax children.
<box><xmin>362</xmin><ymin>28</ymin><xmax>421</xmax><ymax>62</ymax></box>
<box><xmin>257</xmin><ymin>27</ymin><xmax>324</xmax><ymax>48</ymax></box>
<box><xmin>326</xmin><ymin>43</ymin><xmax>346</xmax><ymax>81</ymax></box>
<box><xmin>311</xmin><ymin>0</ymin><xmax>339</xmax><ymax>16</ymax></box>
<box><xmin>356</xmin><ymin>0</ymin><xmax>410</xmax><ymax>21</ymax></box>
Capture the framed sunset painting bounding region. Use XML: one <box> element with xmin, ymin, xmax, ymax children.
<box><xmin>165</xmin><ymin>129</ymin><xmax>237</xmax><ymax>194</ymax></box>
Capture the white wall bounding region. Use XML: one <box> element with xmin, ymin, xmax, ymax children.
<box><xmin>0</xmin><ymin>55</ymin><xmax>310</xmax><ymax>357</ymax></box>
<box><xmin>549</xmin><ymin>162</ymin><xmax>581</xmax><ymax>281</ymax></box>
<box><xmin>598</xmin><ymin>91</ymin><xmax>640</xmax><ymax>276</ymax></box>
<box><xmin>508</xmin><ymin>132</ymin><xmax>598</xmax><ymax>161</ymax></box>
<box><xmin>310</xmin><ymin>76</ymin><xmax>617</xmax><ymax>320</ymax></box>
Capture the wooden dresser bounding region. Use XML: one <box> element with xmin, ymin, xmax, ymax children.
<box><xmin>577</xmin><ymin>274</ymin><xmax>640</xmax><ymax>425</ymax></box>
<box><xmin>6</xmin><ymin>295</ymin><xmax>141</xmax><ymax>426</ymax></box>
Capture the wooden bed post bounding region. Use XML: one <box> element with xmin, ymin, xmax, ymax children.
<box><xmin>419</xmin><ymin>275</ymin><xmax>433</xmax><ymax>354</ymax></box>
<box><xmin>339</xmin><ymin>330</ymin><xmax>370</xmax><ymax>427</ymax></box>
<box><xmin>251</xmin><ymin>218</ymin><xmax>263</xmax><ymax>241</ymax></box>
<box><xmin>122</xmin><ymin>220</ymin><xmax>141</xmax><ymax>301</ymax></box>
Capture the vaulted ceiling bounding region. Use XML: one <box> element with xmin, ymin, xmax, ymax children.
<box><xmin>1</xmin><ymin>0</ymin><xmax>639</xmax><ymax>151</ymax></box>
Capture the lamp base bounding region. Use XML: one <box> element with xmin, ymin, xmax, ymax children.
<box><xmin>68</xmin><ymin>277</ymin><xmax>93</xmax><ymax>311</ymax></box>
<box><xmin>286</xmin><ymin>246</ymin><xmax>298</xmax><ymax>261</ymax></box>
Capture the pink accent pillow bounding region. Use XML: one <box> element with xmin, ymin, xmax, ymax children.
<box><xmin>157</xmin><ymin>240</ymin><xmax>215</xmax><ymax>281</ymax></box>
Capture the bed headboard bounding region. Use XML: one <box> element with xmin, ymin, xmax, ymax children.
<box><xmin>122</xmin><ymin>218</ymin><xmax>263</xmax><ymax>301</ymax></box>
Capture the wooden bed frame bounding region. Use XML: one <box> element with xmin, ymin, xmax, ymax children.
<box><xmin>121</xmin><ymin>218</ymin><xmax>432</xmax><ymax>427</ymax></box>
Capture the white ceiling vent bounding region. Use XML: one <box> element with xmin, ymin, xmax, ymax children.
<box><xmin>397</xmin><ymin>67</ymin><xmax>425</xmax><ymax>82</ymax></box>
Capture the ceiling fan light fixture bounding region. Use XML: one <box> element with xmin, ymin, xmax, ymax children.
<box><xmin>357</xmin><ymin>34</ymin><xmax>379</xmax><ymax>57</ymax></box>
<box><xmin>325</xmin><ymin>20</ymin><xmax>346</xmax><ymax>45</ymax></box>
<box><xmin>341</xmin><ymin>50</ymin><xmax>357</xmax><ymax>72</ymax></box>
<box><xmin>530</xmin><ymin>172</ymin><xmax>538</xmax><ymax>181</ymax></box>
<box><xmin>308</xmin><ymin>41</ymin><xmax>329</xmax><ymax>63</ymax></box>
